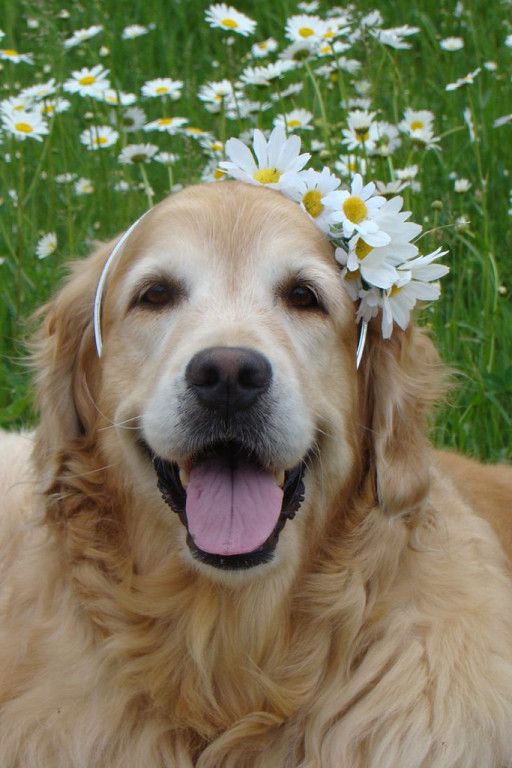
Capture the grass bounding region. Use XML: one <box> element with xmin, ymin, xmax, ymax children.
<box><xmin>1</xmin><ymin>0</ymin><xmax>511</xmax><ymax>460</ymax></box>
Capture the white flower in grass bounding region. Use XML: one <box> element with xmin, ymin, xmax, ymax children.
<box><xmin>220</xmin><ymin>126</ymin><xmax>310</xmax><ymax>193</ymax></box>
<box><xmin>0</xmin><ymin>30</ymin><xmax>5</xmax><ymax>40</ymax></box>
<box><xmin>371</xmin><ymin>25</ymin><xmax>419</xmax><ymax>49</ymax></box>
<box><xmin>198</xmin><ymin>79</ymin><xmax>235</xmax><ymax>106</ymax></box>
<box><xmin>269</xmin><ymin>82</ymin><xmax>304</xmax><ymax>101</ymax></box>
<box><xmin>506</xmin><ymin>34</ymin><xmax>512</xmax><ymax>48</ymax></box>
<box><xmin>95</xmin><ymin>89</ymin><xmax>137</xmax><ymax>106</ymax></box>
<box><xmin>494</xmin><ymin>114</ymin><xmax>512</xmax><ymax>128</ymax></box>
<box><xmin>454</xmin><ymin>178</ymin><xmax>471</xmax><ymax>192</ymax></box>
<box><xmin>201</xmin><ymin>157</ymin><xmax>228</xmax><ymax>183</ymax></box>
<box><xmin>446</xmin><ymin>67</ymin><xmax>481</xmax><ymax>91</ymax></box>
<box><xmin>64</xmin><ymin>65</ymin><xmax>110</xmax><ymax>97</ymax></box>
<box><xmin>20</xmin><ymin>79</ymin><xmax>57</xmax><ymax>101</ymax></box>
<box><xmin>55</xmin><ymin>172</ymin><xmax>77</xmax><ymax>184</ymax></box>
<box><xmin>273</xmin><ymin>108</ymin><xmax>314</xmax><ymax>131</ymax></box>
<box><xmin>154</xmin><ymin>151</ymin><xmax>179</xmax><ymax>165</ymax></box>
<box><xmin>440</xmin><ymin>36</ymin><xmax>464</xmax><ymax>51</ymax></box>
<box><xmin>122</xmin><ymin>24</ymin><xmax>150</xmax><ymax>40</ymax></box>
<box><xmin>395</xmin><ymin>164</ymin><xmax>418</xmax><ymax>181</ymax></box>
<box><xmin>205</xmin><ymin>4</ymin><xmax>256</xmax><ymax>36</ymax></box>
<box><xmin>1</xmin><ymin>109</ymin><xmax>48</xmax><ymax>141</ymax></box>
<box><xmin>251</xmin><ymin>38</ymin><xmax>278</xmax><ymax>58</ymax></box>
<box><xmin>280</xmin><ymin>39</ymin><xmax>318</xmax><ymax>62</ymax></box>
<box><xmin>361</xmin><ymin>10</ymin><xmax>383</xmax><ymax>28</ymax></box>
<box><xmin>240</xmin><ymin>60</ymin><xmax>295</xmax><ymax>86</ymax></box>
<box><xmin>199</xmin><ymin>137</ymin><xmax>224</xmax><ymax>155</ymax></box>
<box><xmin>285</xmin><ymin>14</ymin><xmax>328</xmax><ymax>43</ymax></box>
<box><xmin>0</xmin><ymin>95</ymin><xmax>33</xmax><ymax>113</ymax></box>
<box><xmin>35</xmin><ymin>232</ymin><xmax>57</xmax><ymax>259</ymax></box>
<box><xmin>183</xmin><ymin>125</ymin><xmax>210</xmax><ymax>139</ymax></box>
<box><xmin>141</xmin><ymin>78</ymin><xmax>183</xmax><ymax>99</ymax></box>
<box><xmin>371</xmin><ymin>121</ymin><xmax>401</xmax><ymax>157</ymax></box>
<box><xmin>334</xmin><ymin>154</ymin><xmax>367</xmax><ymax>178</ymax></box>
<box><xmin>288</xmin><ymin>167</ymin><xmax>341</xmax><ymax>233</ymax></box>
<box><xmin>80</xmin><ymin>124</ymin><xmax>119</xmax><ymax>150</ymax></box>
<box><xmin>298</xmin><ymin>1</ymin><xmax>319</xmax><ymax>12</ymax></box>
<box><xmin>113</xmin><ymin>180</ymin><xmax>131</xmax><ymax>192</ymax></box>
<box><xmin>375</xmin><ymin>179</ymin><xmax>409</xmax><ymax>197</ymax></box>
<box><xmin>322</xmin><ymin>174</ymin><xmax>389</xmax><ymax>247</ymax></box>
<box><xmin>118</xmin><ymin>143</ymin><xmax>158</xmax><ymax>164</ymax></box>
<box><xmin>74</xmin><ymin>177</ymin><xmax>94</xmax><ymax>195</ymax></box>
<box><xmin>399</xmin><ymin>108</ymin><xmax>434</xmax><ymax>136</ymax></box>
<box><xmin>143</xmin><ymin>116</ymin><xmax>188</xmax><ymax>133</ymax></box>
<box><xmin>39</xmin><ymin>97</ymin><xmax>71</xmax><ymax>116</ymax></box>
<box><xmin>63</xmin><ymin>25</ymin><xmax>102</xmax><ymax>49</ymax></box>
<box><xmin>122</xmin><ymin>106</ymin><xmax>146</xmax><ymax>132</ymax></box>
<box><xmin>342</xmin><ymin>110</ymin><xmax>379</xmax><ymax>152</ymax></box>
<box><xmin>0</xmin><ymin>49</ymin><xmax>34</xmax><ymax>64</ymax></box>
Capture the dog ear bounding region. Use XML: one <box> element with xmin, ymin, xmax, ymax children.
<box><xmin>31</xmin><ymin>243</ymin><xmax>111</xmax><ymax>486</ymax></box>
<box><xmin>359</xmin><ymin>322</ymin><xmax>446</xmax><ymax>515</ymax></box>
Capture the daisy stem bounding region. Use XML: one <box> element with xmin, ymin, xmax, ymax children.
<box><xmin>274</xmin><ymin>78</ymin><xmax>288</xmax><ymax>136</ymax></box>
<box><xmin>304</xmin><ymin>61</ymin><xmax>332</xmax><ymax>154</ymax></box>
<box><xmin>167</xmin><ymin>163</ymin><xmax>174</xmax><ymax>193</ymax></box>
<box><xmin>139</xmin><ymin>164</ymin><xmax>154</xmax><ymax>207</ymax></box>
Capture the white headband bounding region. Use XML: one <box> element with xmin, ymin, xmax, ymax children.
<box><xmin>92</xmin><ymin>206</ymin><xmax>368</xmax><ymax>366</ymax></box>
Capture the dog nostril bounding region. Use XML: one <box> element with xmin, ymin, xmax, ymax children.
<box><xmin>238</xmin><ymin>360</ymin><xmax>270</xmax><ymax>390</ymax></box>
<box><xmin>199</xmin><ymin>363</ymin><xmax>220</xmax><ymax>388</ymax></box>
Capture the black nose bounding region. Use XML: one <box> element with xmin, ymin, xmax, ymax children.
<box><xmin>185</xmin><ymin>346</ymin><xmax>272</xmax><ymax>413</ymax></box>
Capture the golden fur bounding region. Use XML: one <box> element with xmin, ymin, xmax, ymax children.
<box><xmin>1</xmin><ymin>182</ymin><xmax>512</xmax><ymax>767</ymax></box>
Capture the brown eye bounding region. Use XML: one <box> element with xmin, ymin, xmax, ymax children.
<box><xmin>288</xmin><ymin>284</ymin><xmax>320</xmax><ymax>310</ymax></box>
<box><xmin>140</xmin><ymin>283</ymin><xmax>174</xmax><ymax>308</ymax></box>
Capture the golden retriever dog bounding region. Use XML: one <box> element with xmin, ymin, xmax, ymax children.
<box><xmin>1</xmin><ymin>181</ymin><xmax>512</xmax><ymax>768</ymax></box>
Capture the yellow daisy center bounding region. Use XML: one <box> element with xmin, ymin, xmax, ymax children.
<box><xmin>355</xmin><ymin>239</ymin><xmax>373</xmax><ymax>259</ymax></box>
<box><xmin>355</xmin><ymin>128</ymin><xmax>370</xmax><ymax>141</ymax></box>
<box><xmin>4</xmin><ymin>49</ymin><xmax>19</xmax><ymax>56</ymax></box>
<box><xmin>302</xmin><ymin>190</ymin><xmax>323</xmax><ymax>218</ymax></box>
<box><xmin>96</xmin><ymin>136</ymin><xmax>108</xmax><ymax>145</ymax></box>
<box><xmin>79</xmin><ymin>75</ymin><xmax>96</xmax><ymax>86</ymax></box>
<box><xmin>211</xmin><ymin>142</ymin><xmax>223</xmax><ymax>151</ymax></box>
<box><xmin>287</xmin><ymin>119</ymin><xmax>302</xmax><ymax>127</ymax></box>
<box><xmin>155</xmin><ymin>86</ymin><xmax>169</xmax><ymax>94</ymax></box>
<box><xmin>14</xmin><ymin>104</ymin><xmax>25</xmax><ymax>111</ymax></box>
<box><xmin>187</xmin><ymin>127</ymin><xmax>203</xmax><ymax>134</ymax></box>
<box><xmin>342</xmin><ymin>196</ymin><xmax>368</xmax><ymax>224</ymax></box>
<box><xmin>258</xmin><ymin>42</ymin><xmax>268</xmax><ymax>49</ymax></box>
<box><xmin>15</xmin><ymin>122</ymin><xmax>33</xmax><ymax>133</ymax></box>
<box><xmin>298</xmin><ymin>27</ymin><xmax>314</xmax><ymax>38</ymax></box>
<box><xmin>345</xmin><ymin>268</ymin><xmax>360</xmax><ymax>281</ymax></box>
<box><xmin>410</xmin><ymin>120</ymin><xmax>424</xmax><ymax>130</ymax></box>
<box><xmin>214</xmin><ymin>168</ymin><xmax>226</xmax><ymax>180</ymax></box>
<box><xmin>42</xmin><ymin>105</ymin><xmax>55</xmax><ymax>114</ymax></box>
<box><xmin>130</xmin><ymin>153</ymin><xmax>148</xmax><ymax>162</ymax></box>
<box><xmin>254</xmin><ymin>167</ymin><xmax>281</xmax><ymax>184</ymax></box>
<box><xmin>158</xmin><ymin>118</ymin><xmax>174</xmax><ymax>125</ymax></box>
<box><xmin>222</xmin><ymin>17</ymin><xmax>238</xmax><ymax>29</ymax></box>
<box><xmin>390</xmin><ymin>284</ymin><xmax>402</xmax><ymax>297</ymax></box>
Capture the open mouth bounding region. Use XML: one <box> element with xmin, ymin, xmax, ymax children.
<box><xmin>141</xmin><ymin>439</ymin><xmax>306</xmax><ymax>570</ymax></box>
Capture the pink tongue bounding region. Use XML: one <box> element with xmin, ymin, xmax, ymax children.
<box><xmin>185</xmin><ymin>458</ymin><xmax>284</xmax><ymax>556</ymax></box>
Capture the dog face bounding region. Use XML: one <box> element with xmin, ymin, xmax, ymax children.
<box><xmin>34</xmin><ymin>181</ymin><xmax>438</xmax><ymax>582</ymax></box>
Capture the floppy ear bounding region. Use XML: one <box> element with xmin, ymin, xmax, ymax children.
<box><xmin>359</xmin><ymin>322</ymin><xmax>446</xmax><ymax>515</ymax></box>
<box><xmin>31</xmin><ymin>243</ymin><xmax>111</xmax><ymax>487</ymax></box>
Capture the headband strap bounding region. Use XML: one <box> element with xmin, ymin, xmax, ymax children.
<box><xmin>93</xmin><ymin>209</ymin><xmax>150</xmax><ymax>357</ymax></box>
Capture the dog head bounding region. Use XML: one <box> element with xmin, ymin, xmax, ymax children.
<box><xmin>32</xmin><ymin>181</ymin><xmax>442</xmax><ymax>582</ymax></box>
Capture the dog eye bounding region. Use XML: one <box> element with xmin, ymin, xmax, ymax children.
<box><xmin>288</xmin><ymin>285</ymin><xmax>320</xmax><ymax>310</ymax></box>
<box><xmin>139</xmin><ymin>283</ymin><xmax>176</xmax><ymax>308</ymax></box>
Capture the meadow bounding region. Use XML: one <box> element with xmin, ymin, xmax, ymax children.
<box><xmin>0</xmin><ymin>0</ymin><xmax>511</xmax><ymax>461</ymax></box>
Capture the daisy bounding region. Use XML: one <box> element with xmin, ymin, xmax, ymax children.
<box><xmin>80</xmin><ymin>124</ymin><xmax>119</xmax><ymax>150</ymax></box>
<box><xmin>251</xmin><ymin>38</ymin><xmax>278</xmax><ymax>58</ymax></box>
<box><xmin>74</xmin><ymin>177</ymin><xmax>94</xmax><ymax>195</ymax></box>
<box><xmin>341</xmin><ymin>110</ymin><xmax>379</xmax><ymax>152</ymax></box>
<box><xmin>219</xmin><ymin>126</ymin><xmax>310</xmax><ymax>193</ymax></box>
<box><xmin>198</xmin><ymin>79</ymin><xmax>235</xmax><ymax>106</ymax></box>
<box><xmin>55</xmin><ymin>172</ymin><xmax>77</xmax><ymax>184</ymax></box>
<box><xmin>322</xmin><ymin>174</ymin><xmax>390</xmax><ymax>247</ymax></box>
<box><xmin>205</xmin><ymin>4</ymin><xmax>257</xmax><ymax>36</ymax></box>
<box><xmin>64</xmin><ymin>65</ymin><xmax>110</xmax><ymax>97</ymax></box>
<box><xmin>440</xmin><ymin>36</ymin><xmax>464</xmax><ymax>51</ymax></box>
<box><xmin>288</xmin><ymin>167</ymin><xmax>341</xmax><ymax>233</ymax></box>
<box><xmin>298</xmin><ymin>1</ymin><xmax>319</xmax><ymax>12</ymax></box>
<box><xmin>454</xmin><ymin>178</ymin><xmax>471</xmax><ymax>192</ymax></box>
<box><xmin>335</xmin><ymin>244</ymin><xmax>398</xmax><ymax>291</ymax></box>
<box><xmin>143</xmin><ymin>116</ymin><xmax>188</xmax><ymax>133</ymax></box>
<box><xmin>122</xmin><ymin>24</ymin><xmax>150</xmax><ymax>40</ymax></box>
<box><xmin>273</xmin><ymin>108</ymin><xmax>314</xmax><ymax>132</ymax></box>
<box><xmin>285</xmin><ymin>14</ymin><xmax>328</xmax><ymax>43</ymax></box>
<box><xmin>154</xmin><ymin>151</ymin><xmax>179</xmax><ymax>164</ymax></box>
<box><xmin>0</xmin><ymin>95</ymin><xmax>33</xmax><ymax>113</ymax></box>
<box><xmin>240</xmin><ymin>60</ymin><xmax>295</xmax><ymax>86</ymax></box>
<box><xmin>370</xmin><ymin>25</ymin><xmax>419</xmax><ymax>49</ymax></box>
<box><xmin>113</xmin><ymin>180</ymin><xmax>131</xmax><ymax>192</ymax></box>
<box><xmin>1</xmin><ymin>109</ymin><xmax>49</xmax><ymax>141</ymax></box>
<box><xmin>375</xmin><ymin>179</ymin><xmax>409</xmax><ymax>197</ymax></box>
<box><xmin>199</xmin><ymin>137</ymin><xmax>224</xmax><ymax>155</ymax></box>
<box><xmin>94</xmin><ymin>89</ymin><xmax>136</xmax><ymax>106</ymax></box>
<box><xmin>398</xmin><ymin>109</ymin><xmax>434</xmax><ymax>136</ymax></box>
<box><xmin>334</xmin><ymin>154</ymin><xmax>367</xmax><ymax>178</ymax></box>
<box><xmin>141</xmin><ymin>78</ymin><xmax>183</xmax><ymax>99</ymax></box>
<box><xmin>506</xmin><ymin>34</ymin><xmax>512</xmax><ymax>48</ymax></box>
<box><xmin>201</xmin><ymin>157</ymin><xmax>228</xmax><ymax>182</ymax></box>
<box><xmin>280</xmin><ymin>40</ymin><xmax>318</xmax><ymax>62</ymax></box>
<box><xmin>39</xmin><ymin>97</ymin><xmax>71</xmax><ymax>116</ymax></box>
<box><xmin>63</xmin><ymin>25</ymin><xmax>103</xmax><ymax>49</ymax></box>
<box><xmin>20</xmin><ymin>78</ymin><xmax>57</xmax><ymax>101</ymax></box>
<box><xmin>269</xmin><ymin>82</ymin><xmax>304</xmax><ymax>101</ymax></box>
<box><xmin>183</xmin><ymin>126</ymin><xmax>210</xmax><ymax>139</ymax></box>
<box><xmin>0</xmin><ymin>49</ymin><xmax>34</xmax><ymax>64</ymax></box>
<box><xmin>494</xmin><ymin>114</ymin><xmax>512</xmax><ymax>128</ymax></box>
<box><xmin>118</xmin><ymin>143</ymin><xmax>159</xmax><ymax>164</ymax></box>
<box><xmin>445</xmin><ymin>67</ymin><xmax>481</xmax><ymax>91</ymax></box>
<box><xmin>35</xmin><ymin>232</ymin><xmax>57</xmax><ymax>259</ymax></box>
<box><xmin>371</xmin><ymin>121</ymin><xmax>401</xmax><ymax>157</ymax></box>
<box><xmin>122</xmin><ymin>106</ymin><xmax>147</xmax><ymax>132</ymax></box>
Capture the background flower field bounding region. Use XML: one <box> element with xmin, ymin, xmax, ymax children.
<box><xmin>1</xmin><ymin>0</ymin><xmax>511</xmax><ymax>460</ymax></box>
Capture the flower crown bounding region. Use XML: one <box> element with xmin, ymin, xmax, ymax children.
<box><xmin>93</xmin><ymin>126</ymin><xmax>448</xmax><ymax>364</ymax></box>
